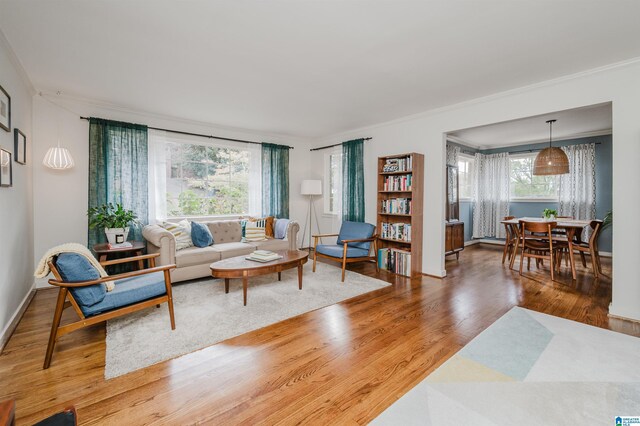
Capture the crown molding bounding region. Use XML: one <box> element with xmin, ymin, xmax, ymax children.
<box><xmin>316</xmin><ymin>56</ymin><xmax>640</xmax><ymax>144</ymax></box>
<box><xmin>38</xmin><ymin>89</ymin><xmax>313</xmax><ymax>145</ymax></box>
<box><xmin>449</xmin><ymin>128</ymin><xmax>612</xmax><ymax>150</ymax></box>
<box><xmin>0</xmin><ymin>28</ymin><xmax>36</xmax><ymax>96</ymax></box>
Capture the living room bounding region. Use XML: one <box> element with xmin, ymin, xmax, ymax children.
<box><xmin>1</xmin><ymin>1</ymin><xmax>640</xmax><ymax>424</ymax></box>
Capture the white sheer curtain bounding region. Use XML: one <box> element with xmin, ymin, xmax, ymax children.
<box><xmin>558</xmin><ymin>143</ymin><xmax>596</xmax><ymax>220</ymax></box>
<box><xmin>148</xmin><ymin>130</ymin><xmax>168</xmax><ymax>224</ymax></box>
<box><xmin>246</xmin><ymin>143</ymin><xmax>262</xmax><ymax>216</ymax></box>
<box><xmin>472</xmin><ymin>152</ymin><xmax>510</xmax><ymax>239</ymax></box>
<box><xmin>446</xmin><ymin>143</ymin><xmax>460</xmax><ymax>166</ymax></box>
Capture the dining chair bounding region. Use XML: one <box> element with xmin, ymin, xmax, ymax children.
<box><xmin>571</xmin><ymin>220</ymin><xmax>604</xmax><ymax>278</ymax></box>
<box><xmin>519</xmin><ymin>220</ymin><xmax>560</xmax><ymax>281</ymax></box>
<box><xmin>501</xmin><ymin>216</ymin><xmax>517</xmax><ymax>265</ymax></box>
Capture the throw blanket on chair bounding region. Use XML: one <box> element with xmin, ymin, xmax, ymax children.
<box><xmin>34</xmin><ymin>243</ymin><xmax>115</xmax><ymax>291</ymax></box>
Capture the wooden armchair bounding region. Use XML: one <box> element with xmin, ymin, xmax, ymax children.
<box><xmin>312</xmin><ymin>221</ymin><xmax>378</xmax><ymax>282</ymax></box>
<box><xmin>44</xmin><ymin>252</ymin><xmax>176</xmax><ymax>369</ymax></box>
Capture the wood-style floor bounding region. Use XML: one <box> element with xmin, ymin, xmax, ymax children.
<box><xmin>1</xmin><ymin>245</ymin><xmax>638</xmax><ymax>425</ymax></box>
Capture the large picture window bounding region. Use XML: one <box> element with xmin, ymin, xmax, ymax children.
<box><xmin>509</xmin><ymin>153</ymin><xmax>559</xmax><ymax>200</ymax></box>
<box><xmin>148</xmin><ymin>130</ymin><xmax>261</xmax><ymax>221</ymax></box>
<box><xmin>457</xmin><ymin>155</ymin><xmax>474</xmax><ymax>200</ymax></box>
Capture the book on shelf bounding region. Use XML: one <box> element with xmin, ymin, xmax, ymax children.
<box><xmin>108</xmin><ymin>242</ymin><xmax>133</xmax><ymax>249</ymax></box>
<box><xmin>380</xmin><ymin>222</ymin><xmax>411</xmax><ymax>241</ymax></box>
<box><xmin>382</xmin><ymin>174</ymin><xmax>412</xmax><ymax>191</ymax></box>
<box><xmin>377</xmin><ymin>247</ymin><xmax>412</xmax><ymax>277</ymax></box>
<box><xmin>382</xmin><ymin>156</ymin><xmax>412</xmax><ymax>172</ymax></box>
<box><xmin>381</xmin><ymin>198</ymin><xmax>412</xmax><ymax>214</ymax></box>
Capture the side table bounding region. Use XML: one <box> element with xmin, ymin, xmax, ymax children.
<box><xmin>92</xmin><ymin>241</ymin><xmax>146</xmax><ymax>270</ymax></box>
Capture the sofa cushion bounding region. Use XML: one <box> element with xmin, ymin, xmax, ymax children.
<box><xmin>158</xmin><ymin>220</ymin><xmax>193</xmax><ymax>251</ymax></box>
<box><xmin>337</xmin><ymin>221</ymin><xmax>376</xmax><ymax>251</ymax></box>
<box><xmin>246</xmin><ymin>237</ymin><xmax>289</xmax><ymax>252</ymax></box>
<box><xmin>208</xmin><ymin>220</ymin><xmax>243</xmax><ymax>244</ymax></box>
<box><xmin>191</xmin><ymin>221</ymin><xmax>213</xmax><ymax>247</ymax></box>
<box><xmin>175</xmin><ymin>246</ymin><xmax>222</xmax><ymax>268</ymax></box>
<box><xmin>56</xmin><ymin>253</ymin><xmax>106</xmax><ymax>307</ymax></box>
<box><xmin>80</xmin><ymin>271</ymin><xmax>167</xmax><ymax>317</ymax></box>
<box><xmin>210</xmin><ymin>242</ymin><xmax>255</xmax><ymax>259</ymax></box>
<box><xmin>316</xmin><ymin>244</ymin><xmax>370</xmax><ymax>258</ymax></box>
<box><xmin>244</xmin><ymin>220</ymin><xmax>267</xmax><ymax>241</ymax></box>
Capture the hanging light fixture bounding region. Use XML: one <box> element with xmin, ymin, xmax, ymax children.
<box><xmin>533</xmin><ymin>119</ymin><xmax>569</xmax><ymax>176</ymax></box>
<box><xmin>43</xmin><ymin>142</ymin><xmax>74</xmax><ymax>170</ymax></box>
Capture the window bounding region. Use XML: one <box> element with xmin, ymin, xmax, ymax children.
<box><xmin>149</xmin><ymin>130</ymin><xmax>262</xmax><ymax>220</ymax></box>
<box><xmin>324</xmin><ymin>151</ymin><xmax>342</xmax><ymax>214</ymax></box>
<box><xmin>457</xmin><ymin>155</ymin><xmax>474</xmax><ymax>199</ymax></box>
<box><xmin>509</xmin><ymin>153</ymin><xmax>559</xmax><ymax>200</ymax></box>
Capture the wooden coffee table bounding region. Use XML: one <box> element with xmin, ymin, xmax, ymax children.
<box><xmin>210</xmin><ymin>250</ymin><xmax>309</xmax><ymax>306</ymax></box>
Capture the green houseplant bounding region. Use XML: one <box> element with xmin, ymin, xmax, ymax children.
<box><xmin>87</xmin><ymin>203</ymin><xmax>139</xmax><ymax>244</ymax></box>
<box><xmin>542</xmin><ymin>208</ymin><xmax>558</xmax><ymax>220</ymax></box>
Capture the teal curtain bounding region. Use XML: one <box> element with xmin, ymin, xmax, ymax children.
<box><xmin>88</xmin><ymin>118</ymin><xmax>148</xmax><ymax>249</ymax></box>
<box><xmin>261</xmin><ymin>143</ymin><xmax>290</xmax><ymax>218</ymax></box>
<box><xmin>342</xmin><ymin>138</ymin><xmax>365</xmax><ymax>222</ymax></box>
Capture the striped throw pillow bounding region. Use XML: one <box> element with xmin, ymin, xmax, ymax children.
<box><xmin>158</xmin><ymin>220</ymin><xmax>194</xmax><ymax>251</ymax></box>
<box><xmin>244</xmin><ymin>220</ymin><xmax>267</xmax><ymax>241</ymax></box>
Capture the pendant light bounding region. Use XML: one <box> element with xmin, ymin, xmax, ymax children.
<box><xmin>43</xmin><ymin>92</ymin><xmax>75</xmax><ymax>170</ymax></box>
<box><xmin>533</xmin><ymin>119</ymin><xmax>569</xmax><ymax>176</ymax></box>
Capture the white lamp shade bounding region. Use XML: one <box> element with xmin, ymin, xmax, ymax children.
<box><xmin>43</xmin><ymin>146</ymin><xmax>75</xmax><ymax>170</ymax></box>
<box><xmin>301</xmin><ymin>179</ymin><xmax>322</xmax><ymax>195</ymax></box>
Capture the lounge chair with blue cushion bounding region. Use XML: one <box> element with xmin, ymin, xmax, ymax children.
<box><xmin>44</xmin><ymin>252</ymin><xmax>176</xmax><ymax>369</ymax></box>
<box><xmin>312</xmin><ymin>221</ymin><xmax>378</xmax><ymax>282</ymax></box>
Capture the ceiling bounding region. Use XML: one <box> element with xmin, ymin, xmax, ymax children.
<box><xmin>448</xmin><ymin>102</ymin><xmax>612</xmax><ymax>148</ymax></box>
<box><xmin>1</xmin><ymin>1</ymin><xmax>639</xmax><ymax>139</ymax></box>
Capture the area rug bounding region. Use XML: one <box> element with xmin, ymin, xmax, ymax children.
<box><xmin>105</xmin><ymin>261</ymin><xmax>389</xmax><ymax>379</ymax></box>
<box><xmin>372</xmin><ymin>307</ymin><xmax>640</xmax><ymax>425</ymax></box>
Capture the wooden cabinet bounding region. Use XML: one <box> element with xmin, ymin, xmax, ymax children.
<box><xmin>445</xmin><ymin>221</ymin><xmax>464</xmax><ymax>259</ymax></box>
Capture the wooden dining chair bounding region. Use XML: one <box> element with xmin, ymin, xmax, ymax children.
<box><xmin>571</xmin><ymin>220</ymin><xmax>604</xmax><ymax>278</ymax></box>
<box><xmin>519</xmin><ymin>220</ymin><xmax>560</xmax><ymax>281</ymax></box>
<box><xmin>501</xmin><ymin>216</ymin><xmax>517</xmax><ymax>265</ymax></box>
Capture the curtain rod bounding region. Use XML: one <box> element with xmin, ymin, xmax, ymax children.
<box><xmin>309</xmin><ymin>137</ymin><xmax>372</xmax><ymax>152</ymax></box>
<box><xmin>79</xmin><ymin>117</ymin><xmax>294</xmax><ymax>149</ymax></box>
<box><xmin>459</xmin><ymin>142</ymin><xmax>602</xmax><ymax>156</ymax></box>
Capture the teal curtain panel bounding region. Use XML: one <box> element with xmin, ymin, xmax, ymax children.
<box><xmin>261</xmin><ymin>143</ymin><xmax>290</xmax><ymax>218</ymax></box>
<box><xmin>88</xmin><ymin>118</ymin><xmax>149</xmax><ymax>248</ymax></box>
<box><xmin>342</xmin><ymin>138</ymin><xmax>365</xmax><ymax>222</ymax></box>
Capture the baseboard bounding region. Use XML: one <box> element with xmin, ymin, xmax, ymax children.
<box><xmin>467</xmin><ymin>239</ymin><xmax>612</xmax><ymax>258</ymax></box>
<box><xmin>0</xmin><ymin>283</ymin><xmax>36</xmax><ymax>353</ymax></box>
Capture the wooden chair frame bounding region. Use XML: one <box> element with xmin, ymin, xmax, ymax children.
<box><xmin>518</xmin><ymin>220</ymin><xmax>562</xmax><ymax>281</ymax></box>
<box><xmin>44</xmin><ymin>253</ymin><xmax>176</xmax><ymax>369</ymax></box>
<box><xmin>571</xmin><ymin>220</ymin><xmax>604</xmax><ymax>278</ymax></box>
<box><xmin>312</xmin><ymin>231</ymin><xmax>379</xmax><ymax>282</ymax></box>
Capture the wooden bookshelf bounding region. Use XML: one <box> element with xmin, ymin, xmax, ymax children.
<box><xmin>376</xmin><ymin>153</ymin><xmax>423</xmax><ymax>277</ymax></box>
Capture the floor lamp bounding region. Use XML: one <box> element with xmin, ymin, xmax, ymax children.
<box><xmin>301</xmin><ymin>180</ymin><xmax>322</xmax><ymax>251</ymax></box>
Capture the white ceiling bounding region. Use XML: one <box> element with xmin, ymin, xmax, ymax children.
<box><xmin>448</xmin><ymin>102</ymin><xmax>612</xmax><ymax>148</ymax></box>
<box><xmin>1</xmin><ymin>1</ymin><xmax>639</xmax><ymax>139</ymax></box>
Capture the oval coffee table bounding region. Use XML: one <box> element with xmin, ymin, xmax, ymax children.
<box><xmin>210</xmin><ymin>250</ymin><xmax>309</xmax><ymax>306</ymax></box>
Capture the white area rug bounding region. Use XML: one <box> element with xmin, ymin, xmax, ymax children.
<box><xmin>372</xmin><ymin>307</ymin><xmax>640</xmax><ymax>425</ymax></box>
<box><xmin>105</xmin><ymin>262</ymin><xmax>389</xmax><ymax>379</ymax></box>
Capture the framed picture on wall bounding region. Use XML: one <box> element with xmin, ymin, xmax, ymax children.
<box><xmin>14</xmin><ymin>129</ymin><xmax>26</xmax><ymax>164</ymax></box>
<box><xmin>0</xmin><ymin>149</ymin><xmax>12</xmax><ymax>187</ymax></box>
<box><xmin>0</xmin><ymin>84</ymin><xmax>10</xmax><ymax>132</ymax></box>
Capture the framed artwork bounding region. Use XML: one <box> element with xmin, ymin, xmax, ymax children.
<box><xmin>0</xmin><ymin>84</ymin><xmax>10</xmax><ymax>132</ymax></box>
<box><xmin>14</xmin><ymin>129</ymin><xmax>26</xmax><ymax>164</ymax></box>
<box><xmin>0</xmin><ymin>149</ymin><xmax>12</xmax><ymax>187</ymax></box>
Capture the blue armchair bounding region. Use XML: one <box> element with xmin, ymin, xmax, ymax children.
<box><xmin>44</xmin><ymin>252</ymin><xmax>176</xmax><ymax>369</ymax></box>
<box><xmin>312</xmin><ymin>221</ymin><xmax>378</xmax><ymax>281</ymax></box>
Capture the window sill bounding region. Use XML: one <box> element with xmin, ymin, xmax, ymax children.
<box><xmin>322</xmin><ymin>213</ymin><xmax>338</xmax><ymax>218</ymax></box>
<box><xmin>510</xmin><ymin>198</ymin><xmax>559</xmax><ymax>203</ymax></box>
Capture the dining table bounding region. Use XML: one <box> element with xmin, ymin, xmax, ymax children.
<box><xmin>501</xmin><ymin>217</ymin><xmax>592</xmax><ymax>280</ymax></box>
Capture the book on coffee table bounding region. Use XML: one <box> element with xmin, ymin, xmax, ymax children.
<box><xmin>246</xmin><ymin>250</ymin><xmax>282</xmax><ymax>262</ymax></box>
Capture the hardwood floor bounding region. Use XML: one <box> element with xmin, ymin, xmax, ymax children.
<box><xmin>1</xmin><ymin>245</ymin><xmax>638</xmax><ymax>425</ymax></box>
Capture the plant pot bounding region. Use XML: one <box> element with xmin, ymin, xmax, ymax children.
<box><xmin>105</xmin><ymin>227</ymin><xmax>129</xmax><ymax>245</ymax></box>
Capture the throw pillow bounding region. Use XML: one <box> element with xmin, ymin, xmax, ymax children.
<box><xmin>244</xmin><ymin>220</ymin><xmax>267</xmax><ymax>241</ymax></box>
<box><xmin>56</xmin><ymin>253</ymin><xmax>106</xmax><ymax>307</ymax></box>
<box><xmin>158</xmin><ymin>220</ymin><xmax>193</xmax><ymax>251</ymax></box>
<box><xmin>191</xmin><ymin>221</ymin><xmax>213</xmax><ymax>247</ymax></box>
<box><xmin>248</xmin><ymin>216</ymin><xmax>274</xmax><ymax>237</ymax></box>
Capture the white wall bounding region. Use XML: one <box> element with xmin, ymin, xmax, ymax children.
<box><xmin>32</xmin><ymin>94</ymin><xmax>312</xmax><ymax>287</ymax></box>
<box><xmin>312</xmin><ymin>59</ymin><xmax>640</xmax><ymax>321</ymax></box>
<box><xmin>0</xmin><ymin>35</ymin><xmax>34</xmax><ymax>339</ymax></box>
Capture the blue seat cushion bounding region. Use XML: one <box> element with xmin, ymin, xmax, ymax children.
<box><xmin>80</xmin><ymin>271</ymin><xmax>167</xmax><ymax>317</ymax></box>
<box><xmin>337</xmin><ymin>221</ymin><xmax>375</xmax><ymax>250</ymax></box>
<box><xmin>191</xmin><ymin>221</ymin><xmax>213</xmax><ymax>247</ymax></box>
<box><xmin>56</xmin><ymin>253</ymin><xmax>106</xmax><ymax>307</ymax></box>
<box><xmin>316</xmin><ymin>244</ymin><xmax>369</xmax><ymax>259</ymax></box>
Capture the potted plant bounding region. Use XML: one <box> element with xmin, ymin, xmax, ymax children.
<box><xmin>542</xmin><ymin>208</ymin><xmax>557</xmax><ymax>220</ymax></box>
<box><xmin>88</xmin><ymin>203</ymin><xmax>139</xmax><ymax>245</ymax></box>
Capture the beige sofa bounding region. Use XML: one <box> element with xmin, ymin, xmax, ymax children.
<box><xmin>143</xmin><ymin>219</ymin><xmax>299</xmax><ymax>282</ymax></box>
